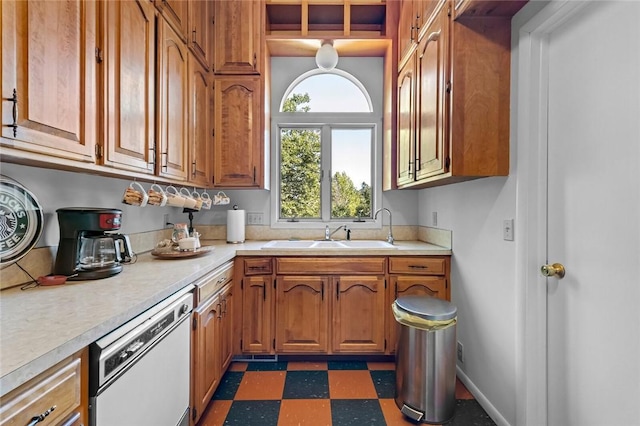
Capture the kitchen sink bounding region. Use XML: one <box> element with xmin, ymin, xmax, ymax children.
<box><xmin>260</xmin><ymin>240</ymin><xmax>397</xmax><ymax>250</ymax></box>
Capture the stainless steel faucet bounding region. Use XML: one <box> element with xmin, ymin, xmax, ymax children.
<box><xmin>374</xmin><ymin>208</ymin><xmax>394</xmax><ymax>245</ymax></box>
<box><xmin>325</xmin><ymin>224</ymin><xmax>348</xmax><ymax>240</ymax></box>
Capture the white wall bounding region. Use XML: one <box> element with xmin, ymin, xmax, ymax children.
<box><xmin>417</xmin><ymin>3</ymin><xmax>549</xmax><ymax>425</ymax></box>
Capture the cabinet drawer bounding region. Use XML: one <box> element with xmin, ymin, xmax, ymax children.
<box><xmin>276</xmin><ymin>257</ymin><xmax>386</xmax><ymax>275</ymax></box>
<box><xmin>244</xmin><ymin>258</ymin><xmax>273</xmax><ymax>275</ymax></box>
<box><xmin>195</xmin><ymin>261</ymin><xmax>234</xmax><ymax>304</ymax></box>
<box><xmin>0</xmin><ymin>351</ymin><xmax>83</xmax><ymax>426</ymax></box>
<box><xmin>389</xmin><ymin>257</ymin><xmax>446</xmax><ymax>275</ymax></box>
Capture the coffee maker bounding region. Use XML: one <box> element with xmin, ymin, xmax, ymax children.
<box><xmin>55</xmin><ymin>208</ymin><xmax>134</xmax><ymax>280</ymax></box>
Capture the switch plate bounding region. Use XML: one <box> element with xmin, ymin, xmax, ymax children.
<box><xmin>457</xmin><ymin>341</ymin><xmax>464</xmax><ymax>363</ymax></box>
<box><xmin>432</xmin><ymin>211</ymin><xmax>438</xmax><ymax>227</ymax></box>
<box><xmin>503</xmin><ymin>219</ymin><xmax>514</xmax><ymax>241</ymax></box>
<box><xmin>247</xmin><ymin>212</ymin><xmax>264</xmax><ymax>225</ymax></box>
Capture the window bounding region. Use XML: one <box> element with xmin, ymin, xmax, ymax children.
<box><xmin>274</xmin><ymin>68</ymin><xmax>377</xmax><ymax>223</ymax></box>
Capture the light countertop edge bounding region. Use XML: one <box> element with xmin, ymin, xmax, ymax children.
<box><xmin>0</xmin><ymin>240</ymin><xmax>451</xmax><ymax>395</ymax></box>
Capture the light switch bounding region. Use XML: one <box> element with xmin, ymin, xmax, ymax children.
<box><xmin>503</xmin><ymin>219</ymin><xmax>514</xmax><ymax>241</ymax></box>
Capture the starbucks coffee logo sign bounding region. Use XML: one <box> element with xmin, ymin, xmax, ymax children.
<box><xmin>0</xmin><ymin>177</ymin><xmax>43</xmax><ymax>267</ymax></box>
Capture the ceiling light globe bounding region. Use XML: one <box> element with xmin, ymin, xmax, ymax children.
<box><xmin>315</xmin><ymin>42</ymin><xmax>339</xmax><ymax>71</ymax></box>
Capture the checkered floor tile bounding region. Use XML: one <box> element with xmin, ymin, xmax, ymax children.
<box><xmin>196</xmin><ymin>361</ymin><xmax>495</xmax><ymax>426</ymax></box>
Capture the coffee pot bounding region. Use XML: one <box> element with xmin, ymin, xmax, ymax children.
<box><xmin>54</xmin><ymin>208</ymin><xmax>134</xmax><ymax>280</ymax></box>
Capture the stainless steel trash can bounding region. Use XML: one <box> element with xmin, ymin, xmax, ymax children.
<box><xmin>393</xmin><ymin>295</ymin><xmax>458</xmax><ymax>424</ymax></box>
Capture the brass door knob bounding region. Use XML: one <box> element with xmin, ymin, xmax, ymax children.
<box><xmin>541</xmin><ymin>263</ymin><xmax>566</xmax><ymax>279</ymax></box>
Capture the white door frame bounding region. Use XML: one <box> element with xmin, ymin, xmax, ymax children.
<box><xmin>514</xmin><ymin>2</ymin><xmax>590</xmax><ymax>425</ymax></box>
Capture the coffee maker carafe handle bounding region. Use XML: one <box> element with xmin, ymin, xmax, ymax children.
<box><xmin>113</xmin><ymin>234</ymin><xmax>134</xmax><ymax>263</ymax></box>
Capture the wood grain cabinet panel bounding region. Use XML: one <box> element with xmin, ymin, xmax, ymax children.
<box><xmin>0</xmin><ymin>349</ymin><xmax>87</xmax><ymax>426</ymax></box>
<box><xmin>214</xmin><ymin>0</ymin><xmax>262</xmax><ymax>74</ymax></box>
<box><xmin>1</xmin><ymin>0</ymin><xmax>97</xmax><ymax>162</ymax></box>
<box><xmin>275</xmin><ymin>276</ymin><xmax>329</xmax><ymax>353</ymax></box>
<box><xmin>212</xmin><ymin>76</ymin><xmax>263</xmax><ymax>187</ymax></box>
<box><xmin>242</xmin><ymin>275</ymin><xmax>273</xmax><ymax>354</ymax></box>
<box><xmin>101</xmin><ymin>0</ymin><xmax>156</xmax><ymax>173</ymax></box>
<box><xmin>189</xmin><ymin>0</ymin><xmax>214</xmax><ymax>69</ymax></box>
<box><xmin>157</xmin><ymin>18</ymin><xmax>189</xmax><ymax>181</ymax></box>
<box><xmin>155</xmin><ymin>0</ymin><xmax>189</xmax><ymax>41</ymax></box>
<box><xmin>188</xmin><ymin>55</ymin><xmax>212</xmax><ymax>186</ymax></box>
<box><xmin>332</xmin><ymin>276</ymin><xmax>386</xmax><ymax>353</ymax></box>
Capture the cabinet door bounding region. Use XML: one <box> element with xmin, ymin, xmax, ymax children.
<box><xmin>157</xmin><ymin>19</ymin><xmax>189</xmax><ymax>180</ymax></box>
<box><xmin>219</xmin><ymin>283</ymin><xmax>234</xmax><ymax>372</ymax></box>
<box><xmin>389</xmin><ymin>275</ymin><xmax>448</xmax><ymax>353</ymax></box>
<box><xmin>397</xmin><ymin>55</ymin><xmax>416</xmax><ymax>186</ymax></box>
<box><xmin>189</xmin><ymin>0</ymin><xmax>213</xmax><ymax>69</ymax></box>
<box><xmin>192</xmin><ymin>294</ymin><xmax>221</xmax><ymax>424</ymax></box>
<box><xmin>415</xmin><ymin>3</ymin><xmax>450</xmax><ymax>180</ymax></box>
<box><xmin>155</xmin><ymin>0</ymin><xmax>188</xmax><ymax>41</ymax></box>
<box><xmin>242</xmin><ymin>275</ymin><xmax>273</xmax><ymax>353</ymax></box>
<box><xmin>332</xmin><ymin>276</ymin><xmax>386</xmax><ymax>353</ymax></box>
<box><xmin>214</xmin><ymin>0</ymin><xmax>262</xmax><ymax>74</ymax></box>
<box><xmin>1</xmin><ymin>0</ymin><xmax>97</xmax><ymax>162</ymax></box>
<box><xmin>188</xmin><ymin>56</ymin><xmax>212</xmax><ymax>186</ymax></box>
<box><xmin>213</xmin><ymin>76</ymin><xmax>263</xmax><ymax>187</ymax></box>
<box><xmin>398</xmin><ymin>0</ymin><xmax>416</xmax><ymax>64</ymax></box>
<box><xmin>275</xmin><ymin>276</ymin><xmax>329</xmax><ymax>353</ymax></box>
<box><xmin>102</xmin><ymin>0</ymin><xmax>156</xmax><ymax>173</ymax></box>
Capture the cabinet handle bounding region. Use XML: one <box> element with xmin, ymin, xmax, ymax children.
<box><xmin>253</xmin><ymin>166</ymin><xmax>256</xmax><ymax>184</ymax></box>
<box><xmin>222</xmin><ymin>298</ymin><xmax>227</xmax><ymax>315</ymax></box>
<box><xmin>148</xmin><ymin>144</ymin><xmax>155</xmax><ymax>167</ymax></box>
<box><xmin>162</xmin><ymin>151</ymin><xmax>168</xmax><ymax>171</ymax></box>
<box><xmin>321</xmin><ymin>283</ymin><xmax>324</xmax><ymax>301</ymax></box>
<box><xmin>394</xmin><ymin>283</ymin><xmax>398</xmax><ymax>300</ymax></box>
<box><xmin>409</xmin><ymin>265</ymin><xmax>428</xmax><ymax>269</ymax></box>
<box><xmin>253</xmin><ymin>53</ymin><xmax>257</xmax><ymax>69</ymax></box>
<box><xmin>262</xmin><ymin>283</ymin><xmax>266</xmax><ymax>301</ymax></box>
<box><xmin>192</xmin><ymin>29</ymin><xmax>196</xmax><ymax>44</ymax></box>
<box><xmin>9</xmin><ymin>89</ymin><xmax>18</xmax><ymax>137</ymax></box>
<box><xmin>27</xmin><ymin>405</ymin><xmax>56</xmax><ymax>426</ymax></box>
<box><xmin>192</xmin><ymin>161</ymin><xmax>197</xmax><ymax>177</ymax></box>
<box><xmin>336</xmin><ymin>281</ymin><xmax>340</xmax><ymax>300</ymax></box>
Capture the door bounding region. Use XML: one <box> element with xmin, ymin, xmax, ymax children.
<box><xmin>521</xmin><ymin>1</ymin><xmax>640</xmax><ymax>424</ymax></box>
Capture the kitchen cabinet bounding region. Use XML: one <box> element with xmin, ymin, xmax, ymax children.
<box><xmin>0</xmin><ymin>348</ymin><xmax>88</xmax><ymax>426</ymax></box>
<box><xmin>189</xmin><ymin>0</ymin><xmax>214</xmax><ymax>70</ymax></box>
<box><xmin>1</xmin><ymin>0</ymin><xmax>97</xmax><ymax>163</ymax></box>
<box><xmin>275</xmin><ymin>275</ymin><xmax>329</xmax><ymax>353</ymax></box>
<box><xmin>157</xmin><ymin>17</ymin><xmax>189</xmax><ymax>181</ymax></box>
<box><xmin>332</xmin><ymin>275</ymin><xmax>386</xmax><ymax>353</ymax></box>
<box><xmin>154</xmin><ymin>0</ymin><xmax>189</xmax><ymax>42</ymax></box>
<box><xmin>192</xmin><ymin>262</ymin><xmax>234</xmax><ymax>424</ymax></box>
<box><xmin>388</xmin><ymin>256</ymin><xmax>450</xmax><ymax>352</ymax></box>
<box><xmin>213</xmin><ymin>0</ymin><xmax>263</xmax><ymax>75</ymax></box>
<box><xmin>397</xmin><ymin>53</ymin><xmax>416</xmax><ymax>186</ymax></box>
<box><xmin>396</xmin><ymin>0</ymin><xmax>515</xmax><ymax>189</ymax></box>
<box><xmin>100</xmin><ymin>0</ymin><xmax>156</xmax><ymax>174</ymax></box>
<box><xmin>188</xmin><ymin>55</ymin><xmax>213</xmax><ymax>186</ymax></box>
<box><xmin>240</xmin><ymin>257</ymin><xmax>274</xmax><ymax>354</ymax></box>
<box><xmin>212</xmin><ymin>76</ymin><xmax>264</xmax><ymax>188</ymax></box>
<box><xmin>273</xmin><ymin>257</ymin><xmax>387</xmax><ymax>355</ymax></box>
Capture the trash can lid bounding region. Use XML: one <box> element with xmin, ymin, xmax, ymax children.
<box><xmin>395</xmin><ymin>295</ymin><xmax>457</xmax><ymax>321</ymax></box>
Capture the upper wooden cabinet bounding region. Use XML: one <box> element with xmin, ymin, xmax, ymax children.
<box><xmin>396</xmin><ymin>0</ymin><xmax>517</xmax><ymax>189</ymax></box>
<box><xmin>154</xmin><ymin>0</ymin><xmax>189</xmax><ymax>41</ymax></box>
<box><xmin>1</xmin><ymin>0</ymin><xmax>97</xmax><ymax>163</ymax></box>
<box><xmin>212</xmin><ymin>76</ymin><xmax>263</xmax><ymax>188</ymax></box>
<box><xmin>157</xmin><ymin>18</ymin><xmax>189</xmax><ymax>181</ymax></box>
<box><xmin>100</xmin><ymin>0</ymin><xmax>156</xmax><ymax>174</ymax></box>
<box><xmin>189</xmin><ymin>0</ymin><xmax>214</xmax><ymax>69</ymax></box>
<box><xmin>188</xmin><ymin>55</ymin><xmax>213</xmax><ymax>186</ymax></box>
<box><xmin>214</xmin><ymin>0</ymin><xmax>263</xmax><ymax>74</ymax></box>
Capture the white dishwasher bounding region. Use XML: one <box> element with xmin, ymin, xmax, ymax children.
<box><xmin>89</xmin><ymin>287</ymin><xmax>193</xmax><ymax>426</ymax></box>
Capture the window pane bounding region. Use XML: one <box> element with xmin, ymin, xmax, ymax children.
<box><xmin>331</xmin><ymin>128</ymin><xmax>372</xmax><ymax>219</ymax></box>
<box><xmin>280</xmin><ymin>127</ymin><xmax>321</xmax><ymax>219</ymax></box>
<box><xmin>285</xmin><ymin>74</ymin><xmax>371</xmax><ymax>112</ymax></box>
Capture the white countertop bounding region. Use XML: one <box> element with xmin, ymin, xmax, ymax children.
<box><xmin>0</xmin><ymin>240</ymin><xmax>450</xmax><ymax>395</ymax></box>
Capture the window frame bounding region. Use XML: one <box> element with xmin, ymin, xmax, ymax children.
<box><xmin>270</xmin><ymin>64</ymin><xmax>383</xmax><ymax>230</ymax></box>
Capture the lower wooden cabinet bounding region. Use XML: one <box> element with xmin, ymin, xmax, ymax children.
<box><xmin>191</xmin><ymin>263</ymin><xmax>234</xmax><ymax>424</ymax></box>
<box><xmin>0</xmin><ymin>348</ymin><xmax>88</xmax><ymax>426</ymax></box>
<box><xmin>239</xmin><ymin>255</ymin><xmax>451</xmax><ymax>357</ymax></box>
<box><xmin>275</xmin><ymin>276</ymin><xmax>329</xmax><ymax>353</ymax></box>
<box><xmin>332</xmin><ymin>275</ymin><xmax>386</xmax><ymax>353</ymax></box>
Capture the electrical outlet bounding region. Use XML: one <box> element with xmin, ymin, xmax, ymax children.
<box><xmin>162</xmin><ymin>214</ymin><xmax>170</xmax><ymax>229</ymax></box>
<box><xmin>457</xmin><ymin>341</ymin><xmax>464</xmax><ymax>363</ymax></box>
<box><xmin>432</xmin><ymin>211</ymin><xmax>438</xmax><ymax>227</ymax></box>
<box><xmin>503</xmin><ymin>219</ymin><xmax>514</xmax><ymax>241</ymax></box>
<box><xmin>247</xmin><ymin>212</ymin><xmax>264</xmax><ymax>225</ymax></box>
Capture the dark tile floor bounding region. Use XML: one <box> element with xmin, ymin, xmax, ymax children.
<box><xmin>197</xmin><ymin>360</ymin><xmax>496</xmax><ymax>426</ymax></box>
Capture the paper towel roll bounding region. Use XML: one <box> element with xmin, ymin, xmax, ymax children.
<box><xmin>226</xmin><ymin>209</ymin><xmax>245</xmax><ymax>243</ymax></box>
